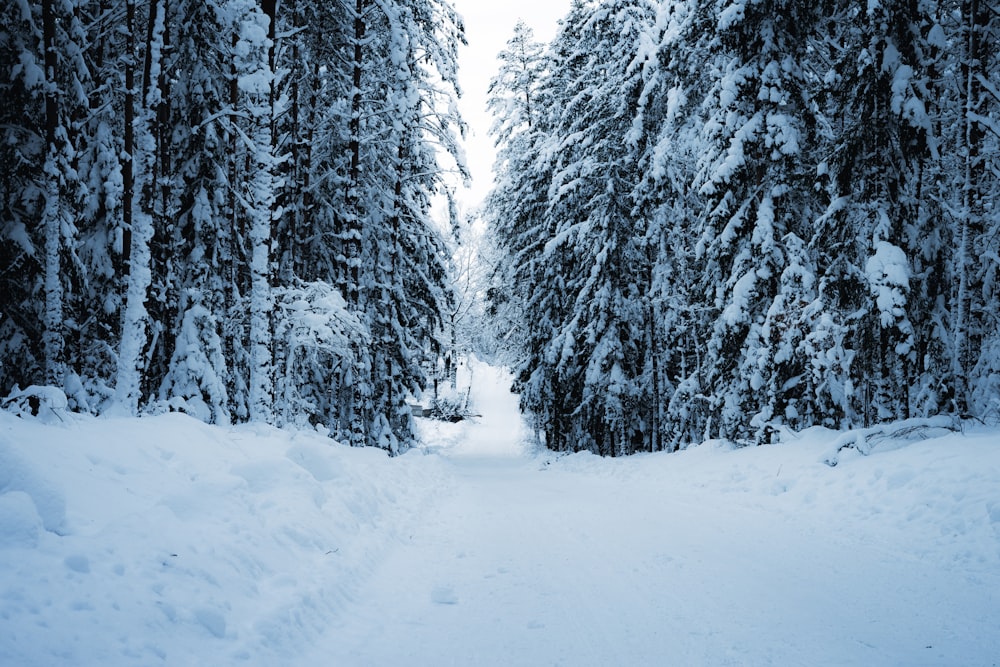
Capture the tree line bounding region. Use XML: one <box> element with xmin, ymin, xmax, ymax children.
<box><xmin>486</xmin><ymin>0</ymin><xmax>1000</xmax><ymax>455</ymax></box>
<box><xmin>1</xmin><ymin>0</ymin><xmax>466</xmax><ymax>451</ymax></box>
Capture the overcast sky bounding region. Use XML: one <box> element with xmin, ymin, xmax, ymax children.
<box><xmin>449</xmin><ymin>1</ymin><xmax>570</xmax><ymax>209</ymax></box>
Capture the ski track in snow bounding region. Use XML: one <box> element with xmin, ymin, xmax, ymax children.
<box><xmin>1</xmin><ymin>358</ymin><xmax>999</xmax><ymax>665</ymax></box>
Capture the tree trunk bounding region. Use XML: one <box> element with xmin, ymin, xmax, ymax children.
<box><xmin>41</xmin><ymin>0</ymin><xmax>64</xmax><ymax>387</ymax></box>
<box><xmin>122</xmin><ymin>0</ymin><xmax>135</xmax><ymax>268</ymax></box>
<box><xmin>247</xmin><ymin>0</ymin><xmax>278</xmax><ymax>423</ymax></box>
<box><xmin>346</xmin><ymin>0</ymin><xmax>366</xmax><ymax>309</ymax></box>
<box><xmin>344</xmin><ymin>0</ymin><xmax>368</xmax><ymax>447</ymax></box>
<box><xmin>953</xmin><ymin>0</ymin><xmax>987</xmax><ymax>414</ymax></box>
<box><xmin>283</xmin><ymin>0</ymin><xmax>300</xmax><ymax>284</ymax></box>
<box><xmin>116</xmin><ymin>0</ymin><xmax>163</xmax><ymax>413</ymax></box>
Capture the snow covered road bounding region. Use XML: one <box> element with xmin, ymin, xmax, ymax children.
<box><xmin>2</xmin><ymin>360</ymin><xmax>998</xmax><ymax>665</ymax></box>
<box><xmin>310</xmin><ymin>361</ymin><xmax>1000</xmax><ymax>666</ymax></box>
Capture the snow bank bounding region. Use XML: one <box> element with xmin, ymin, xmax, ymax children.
<box><xmin>549</xmin><ymin>421</ymin><xmax>1000</xmax><ymax>574</ymax></box>
<box><xmin>542</xmin><ymin>423</ymin><xmax>1000</xmax><ymax>664</ymax></box>
<box><xmin>0</xmin><ymin>411</ymin><xmax>447</xmax><ymax>666</ymax></box>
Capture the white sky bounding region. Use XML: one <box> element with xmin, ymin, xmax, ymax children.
<box><xmin>449</xmin><ymin>1</ymin><xmax>570</xmax><ymax>210</ymax></box>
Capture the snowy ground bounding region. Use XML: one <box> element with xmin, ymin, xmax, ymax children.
<box><xmin>2</xmin><ymin>359</ymin><xmax>999</xmax><ymax>665</ymax></box>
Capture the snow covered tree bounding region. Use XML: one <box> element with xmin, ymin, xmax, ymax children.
<box><xmin>39</xmin><ymin>0</ymin><xmax>68</xmax><ymax>389</ymax></box>
<box><xmin>1</xmin><ymin>0</ymin><xmax>92</xmax><ymax>397</ymax></box>
<box><xmin>443</xmin><ymin>213</ymin><xmax>491</xmax><ymax>388</ymax></box>
<box><xmin>0</xmin><ymin>0</ymin><xmax>45</xmax><ymax>395</ymax></box>
<box><xmin>662</xmin><ymin>0</ymin><xmax>827</xmax><ymax>443</ymax></box>
<box><xmin>160</xmin><ymin>293</ymin><xmax>230</xmax><ymax>423</ymax></box>
<box><xmin>151</xmin><ymin>0</ymin><xmax>236</xmax><ymax>423</ymax></box>
<box><xmin>488</xmin><ymin>0</ymin><xmax>662</xmax><ymax>455</ymax></box>
<box><xmin>272</xmin><ymin>281</ymin><xmax>364</xmax><ymax>429</ymax></box>
<box><xmin>235</xmin><ymin>0</ymin><xmax>279</xmax><ymax>423</ymax></box>
<box><xmin>68</xmin><ymin>1</ymin><xmax>130</xmax><ymax>413</ymax></box>
<box><xmin>487</xmin><ymin>19</ymin><xmax>545</xmax><ymax>146</ymax></box>
<box><xmin>484</xmin><ymin>18</ymin><xmax>551</xmax><ymax>377</ymax></box>
<box><xmin>114</xmin><ymin>0</ymin><xmax>166</xmax><ymax>414</ymax></box>
<box><xmin>486</xmin><ymin>0</ymin><xmax>592</xmax><ymax>449</ymax></box>
<box><xmin>636</xmin><ymin>1</ymin><xmax>710</xmax><ymax>449</ymax></box>
<box><xmin>949</xmin><ymin>0</ymin><xmax>1000</xmax><ymax>416</ymax></box>
<box><xmin>814</xmin><ymin>0</ymin><xmax>943</xmax><ymax>426</ymax></box>
<box><xmin>339</xmin><ymin>0</ymin><xmax>466</xmax><ymax>451</ymax></box>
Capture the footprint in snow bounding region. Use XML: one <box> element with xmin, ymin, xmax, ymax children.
<box><xmin>431</xmin><ymin>585</ymin><xmax>458</xmax><ymax>605</ymax></box>
<box><xmin>64</xmin><ymin>554</ymin><xmax>90</xmax><ymax>574</ymax></box>
<box><xmin>989</xmin><ymin>502</ymin><xmax>1000</xmax><ymax>527</ymax></box>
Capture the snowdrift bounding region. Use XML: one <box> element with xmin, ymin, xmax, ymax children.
<box><xmin>0</xmin><ymin>412</ymin><xmax>448</xmax><ymax>665</ymax></box>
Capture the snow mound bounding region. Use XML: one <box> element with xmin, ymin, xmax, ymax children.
<box><xmin>0</xmin><ymin>411</ymin><xmax>446</xmax><ymax>666</ymax></box>
<box><xmin>0</xmin><ymin>436</ymin><xmax>67</xmax><ymax>535</ymax></box>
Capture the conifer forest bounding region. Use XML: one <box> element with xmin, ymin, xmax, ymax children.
<box><xmin>486</xmin><ymin>0</ymin><xmax>1000</xmax><ymax>455</ymax></box>
<box><xmin>3</xmin><ymin>0</ymin><xmax>1000</xmax><ymax>456</ymax></box>
<box><xmin>1</xmin><ymin>0</ymin><xmax>466</xmax><ymax>451</ymax></box>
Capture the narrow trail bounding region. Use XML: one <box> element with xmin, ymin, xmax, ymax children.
<box><xmin>306</xmin><ymin>360</ymin><xmax>998</xmax><ymax>666</ymax></box>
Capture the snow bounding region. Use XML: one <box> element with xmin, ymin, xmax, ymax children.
<box><xmin>703</xmin><ymin>110</ymin><xmax>762</xmax><ymax>194</ymax></box>
<box><xmin>0</xmin><ymin>413</ymin><xmax>448</xmax><ymax>665</ymax></box>
<box><xmin>3</xmin><ymin>359</ymin><xmax>1000</xmax><ymax>665</ymax></box>
<box><xmin>722</xmin><ymin>268</ymin><xmax>758</xmax><ymax>326</ymax></box>
<box><xmin>13</xmin><ymin>50</ymin><xmax>46</xmax><ymax>90</ymax></box>
<box><xmin>717</xmin><ymin>0</ymin><xmax>747</xmax><ymax>33</ymax></box>
<box><xmin>866</xmin><ymin>241</ymin><xmax>913</xmax><ymax>339</ymax></box>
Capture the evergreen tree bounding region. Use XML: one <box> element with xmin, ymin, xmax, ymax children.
<box><xmin>666</xmin><ymin>0</ymin><xmax>827</xmax><ymax>442</ymax></box>
<box><xmin>154</xmin><ymin>0</ymin><xmax>236</xmax><ymax>423</ymax></box>
<box><xmin>1</xmin><ymin>0</ymin><xmax>91</xmax><ymax>397</ymax></box>
<box><xmin>816</xmin><ymin>0</ymin><xmax>941</xmax><ymax>425</ymax></box>
<box><xmin>484</xmin><ymin>19</ymin><xmax>550</xmax><ymax>381</ymax></box>
<box><xmin>487</xmin><ymin>20</ymin><xmax>545</xmax><ymax>146</ymax></box>
<box><xmin>347</xmin><ymin>0</ymin><xmax>465</xmax><ymax>451</ymax></box>
<box><xmin>115</xmin><ymin>0</ymin><xmax>166</xmax><ymax>414</ymax></box>
<box><xmin>0</xmin><ymin>0</ymin><xmax>44</xmax><ymax>395</ymax></box>
<box><xmin>487</xmin><ymin>0</ymin><xmax>592</xmax><ymax>450</ymax></box>
<box><xmin>951</xmin><ymin>0</ymin><xmax>1000</xmax><ymax>416</ymax></box>
<box><xmin>489</xmin><ymin>0</ymin><xmax>660</xmax><ymax>455</ymax></box>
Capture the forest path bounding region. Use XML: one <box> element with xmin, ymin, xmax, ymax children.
<box><xmin>305</xmin><ymin>360</ymin><xmax>997</xmax><ymax>666</ymax></box>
